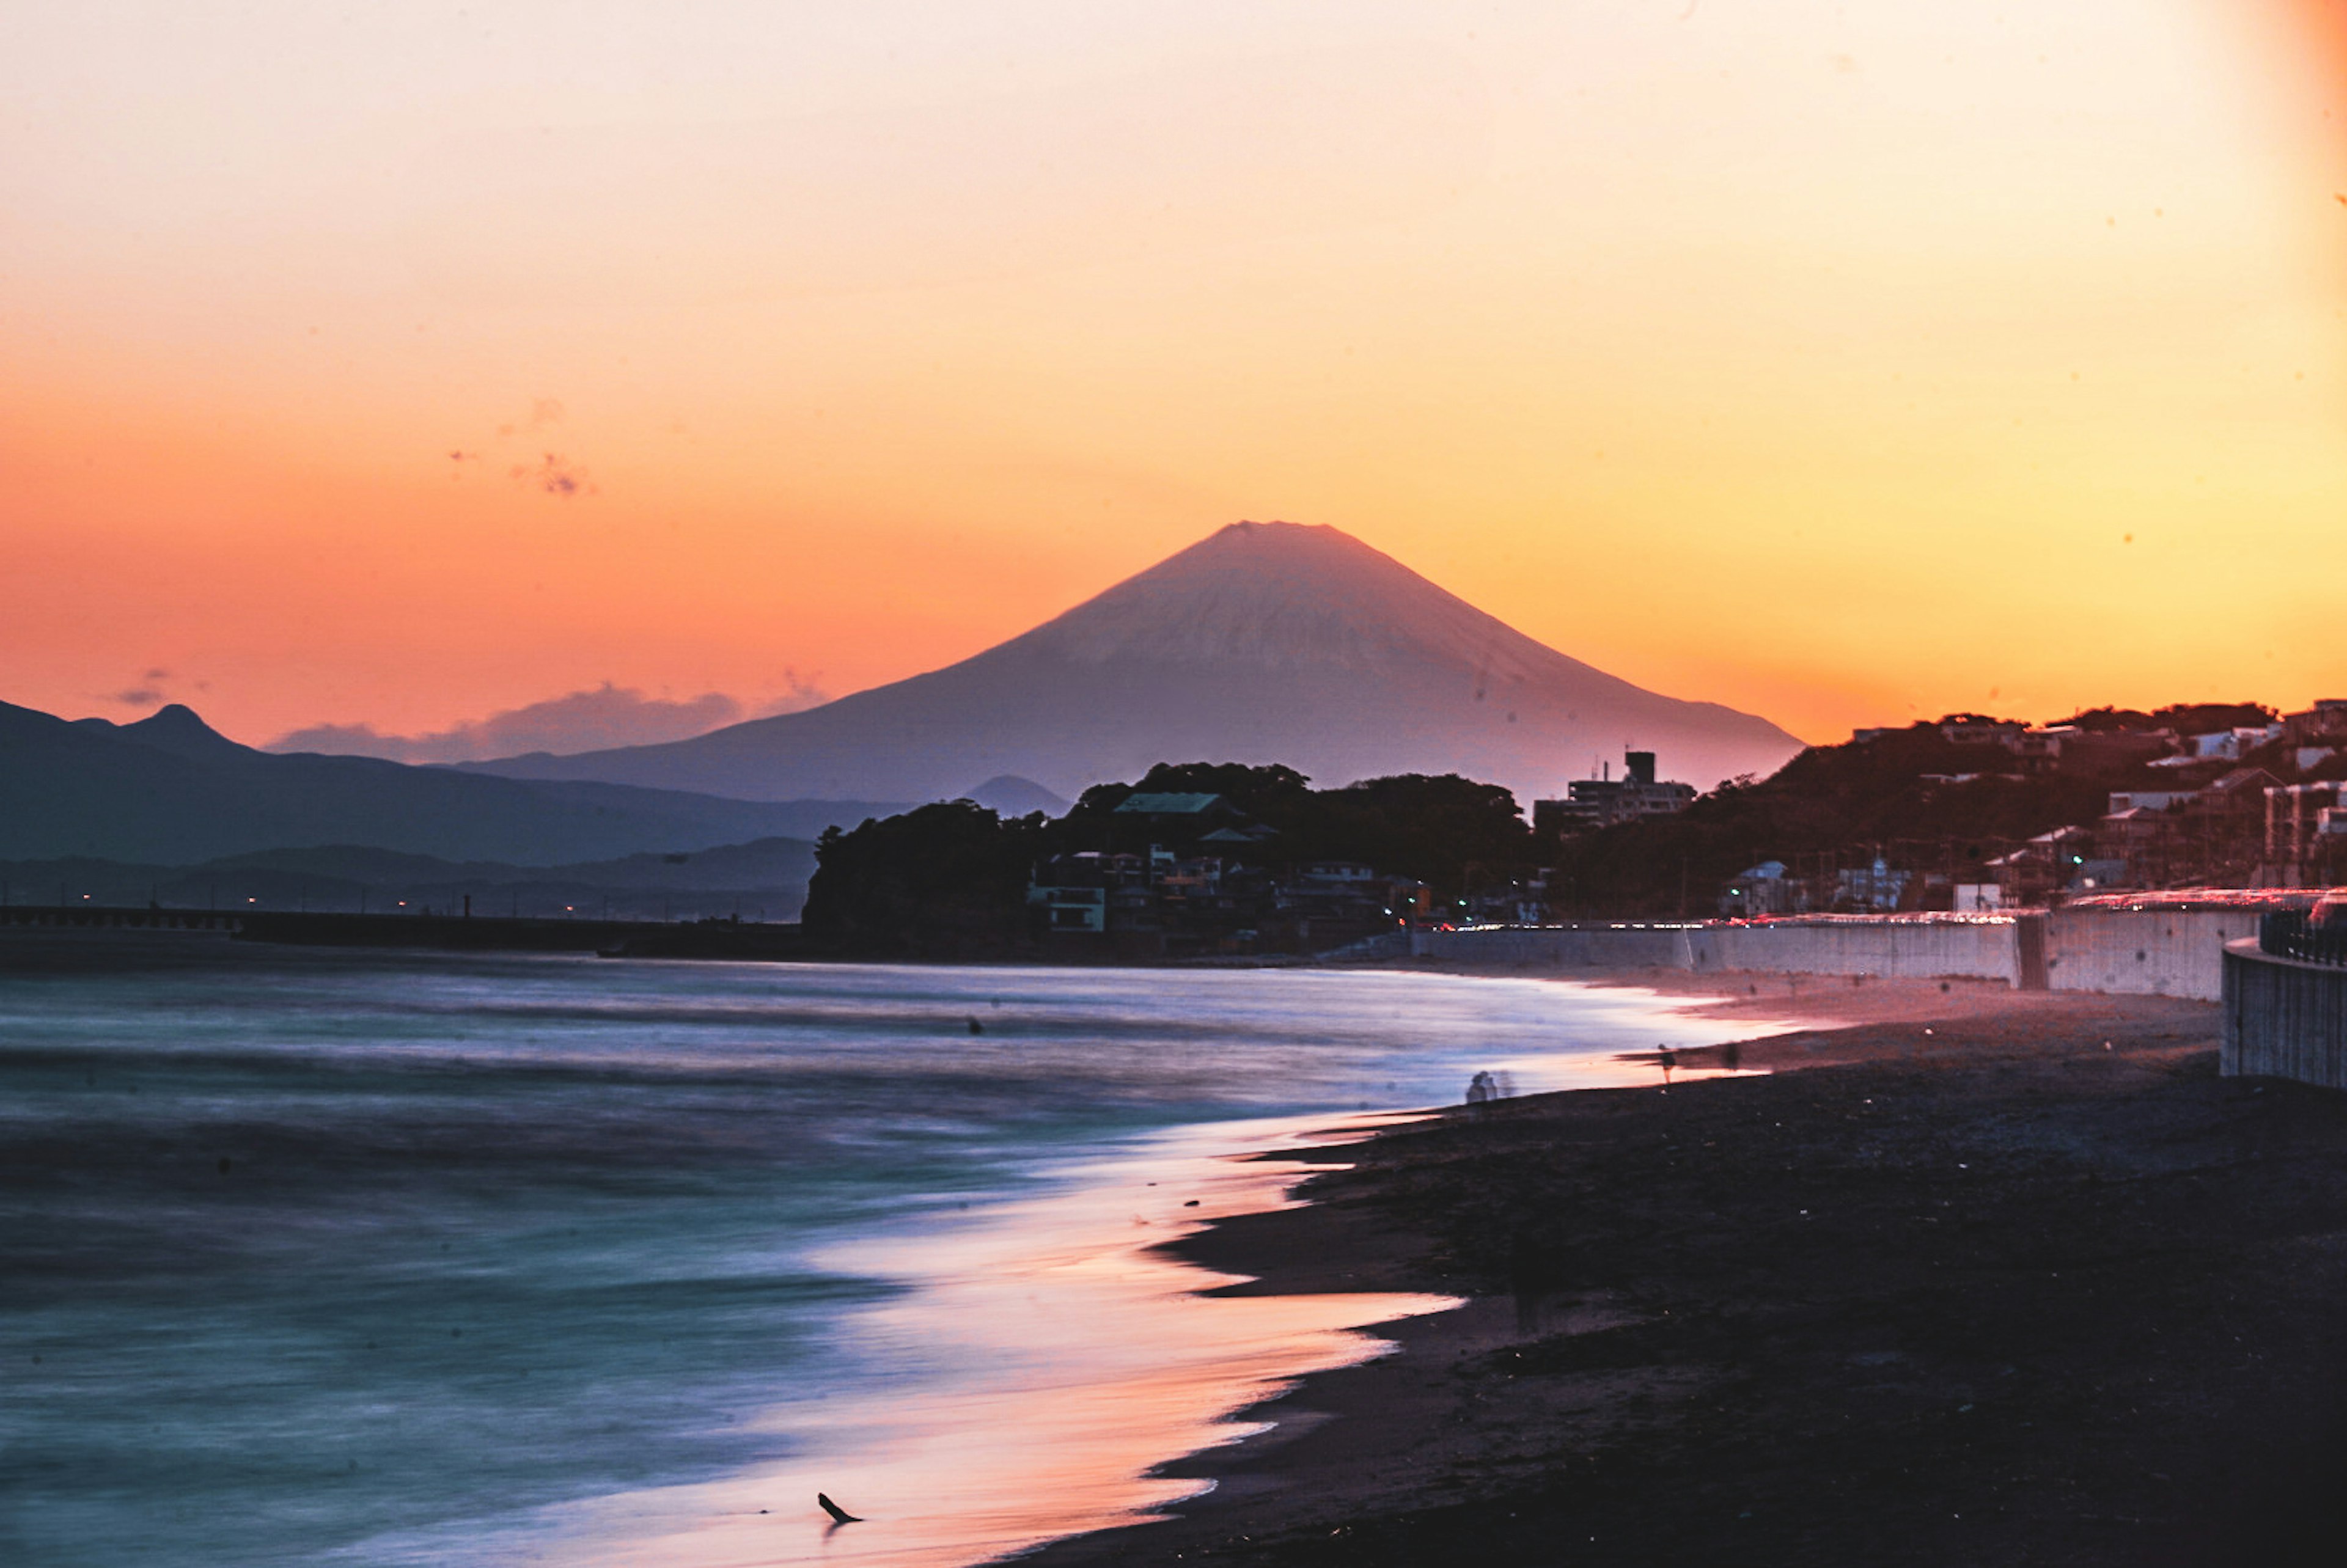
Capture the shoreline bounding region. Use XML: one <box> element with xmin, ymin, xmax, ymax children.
<box><xmin>1023</xmin><ymin>975</ymin><xmax>2347</xmax><ymax>1567</ymax></box>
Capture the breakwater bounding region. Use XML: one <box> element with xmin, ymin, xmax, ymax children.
<box><xmin>0</xmin><ymin>904</ymin><xmax>807</xmax><ymax>959</ymax></box>
<box><xmin>0</xmin><ymin>904</ymin><xmax>241</xmax><ymax>933</ymax></box>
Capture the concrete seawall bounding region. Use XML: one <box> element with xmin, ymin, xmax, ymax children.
<box><xmin>2045</xmin><ymin>909</ymin><xmax>2255</xmax><ymax>1003</ymax></box>
<box><xmin>1406</xmin><ymin>923</ymin><xmax>1693</xmax><ymax>972</ymax></box>
<box><xmin>1688</xmin><ymin>917</ymin><xmax>2026</xmax><ymax>986</ymax></box>
<box><xmin>1411</xmin><ymin>917</ymin><xmax>2026</xmax><ymax>984</ymax></box>
<box><xmin>2222</xmin><ymin>940</ymin><xmax>2347</xmax><ymax>1087</ymax></box>
<box><xmin>1414</xmin><ymin>907</ymin><xmax>2261</xmax><ymax>1002</ymax></box>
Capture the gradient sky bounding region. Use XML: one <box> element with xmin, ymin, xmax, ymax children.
<box><xmin>4</xmin><ymin>0</ymin><xmax>2342</xmax><ymax>749</ymax></box>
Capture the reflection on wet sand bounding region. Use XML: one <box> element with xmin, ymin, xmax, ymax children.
<box><xmin>481</xmin><ymin>1115</ymin><xmax>1453</xmax><ymax>1568</ymax></box>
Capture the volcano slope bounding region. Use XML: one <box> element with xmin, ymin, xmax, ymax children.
<box><xmin>465</xmin><ymin>521</ymin><xmax>1801</xmax><ymax>807</ymax></box>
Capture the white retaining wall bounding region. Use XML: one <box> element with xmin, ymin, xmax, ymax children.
<box><xmin>1414</xmin><ymin>918</ymin><xmax>2016</xmax><ymax>981</ymax></box>
<box><xmin>1688</xmin><ymin>918</ymin><xmax>2022</xmax><ymax>985</ymax></box>
<box><xmin>1417</xmin><ymin>908</ymin><xmax>2255</xmax><ymax>1001</ymax></box>
<box><xmin>2043</xmin><ymin>908</ymin><xmax>2255</xmax><ymax>1003</ymax></box>
<box><xmin>1409</xmin><ymin>923</ymin><xmax>1689</xmax><ymax>970</ymax></box>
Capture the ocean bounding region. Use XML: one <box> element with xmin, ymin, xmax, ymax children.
<box><xmin>0</xmin><ymin>934</ymin><xmax>1768</xmax><ymax>1566</ymax></box>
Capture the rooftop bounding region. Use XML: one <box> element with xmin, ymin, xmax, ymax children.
<box><xmin>1112</xmin><ymin>793</ymin><xmax>1231</xmax><ymax>816</ymax></box>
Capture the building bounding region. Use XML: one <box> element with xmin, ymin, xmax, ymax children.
<box><xmin>1108</xmin><ymin>792</ymin><xmax>1279</xmax><ymax>851</ymax></box>
<box><xmin>1027</xmin><ymin>850</ymin><xmax>1145</xmax><ymax>934</ymax></box>
<box><xmin>2004</xmin><ymin>726</ymin><xmax>2075</xmax><ymax>771</ymax></box>
<box><xmin>1989</xmin><ymin>826</ymin><xmax>2091</xmax><ymax>906</ymax></box>
<box><xmin>2283</xmin><ymin>700</ymin><xmax>2347</xmax><ymax>746</ymax></box>
<box><xmin>1026</xmin><ymin>882</ymin><xmax>1107</xmax><ymax>932</ymax></box>
<box><xmin>1154</xmin><ymin>856</ymin><xmax>1225</xmax><ymax>899</ymax></box>
<box><xmin>2180</xmin><ymin>725</ymin><xmax>2283</xmax><ymax>763</ymax></box>
<box><xmin>2108</xmin><ymin>789</ymin><xmax>2198</xmax><ymax>815</ymax></box>
<box><xmin>2072</xmin><ymin>857</ymin><xmax>2130</xmax><ymax>892</ymax></box>
<box><xmin>1112</xmin><ymin>792</ymin><xmax>1247</xmax><ymax>827</ymax></box>
<box><xmin>1027</xmin><ymin>841</ymin><xmax>1422</xmax><ymax>956</ymax></box>
<box><xmin>1533</xmin><ymin>750</ymin><xmax>1699</xmax><ymax>835</ymax></box>
<box><xmin>1836</xmin><ymin>856</ymin><xmax>1910</xmax><ymax>912</ymax></box>
<box><xmin>1720</xmin><ymin>860</ymin><xmax>1805</xmax><ymax>917</ymax></box>
<box><xmin>2093</xmin><ymin>807</ymin><xmax>2172</xmax><ymax>886</ymax></box>
<box><xmin>2268</xmin><ymin>781</ymin><xmax>2347</xmax><ymax>873</ymax></box>
<box><xmin>1939</xmin><ymin>716</ymin><xmax>2026</xmax><ymax>747</ymax></box>
<box><xmin>2189</xmin><ymin>769</ymin><xmax>2282</xmax><ymax>858</ymax></box>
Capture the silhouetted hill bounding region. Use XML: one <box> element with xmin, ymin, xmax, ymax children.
<box><xmin>465</xmin><ymin>521</ymin><xmax>1802</xmax><ymax>807</ymax></box>
<box><xmin>0</xmin><ymin>700</ymin><xmax>897</xmax><ymax>864</ymax></box>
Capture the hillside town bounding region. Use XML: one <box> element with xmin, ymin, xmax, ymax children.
<box><xmin>1533</xmin><ymin>699</ymin><xmax>2347</xmax><ymax>921</ymax></box>
<box><xmin>801</xmin><ymin>699</ymin><xmax>2347</xmax><ymax>962</ymax></box>
<box><xmin>1026</xmin><ymin>789</ymin><xmax>1435</xmax><ymax>959</ymax></box>
<box><xmin>1732</xmin><ymin>702</ymin><xmax>2347</xmax><ymax>914</ymax></box>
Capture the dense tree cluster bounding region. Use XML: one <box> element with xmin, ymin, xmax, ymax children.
<box><xmin>1050</xmin><ymin>763</ymin><xmax>1533</xmax><ymax>884</ymax></box>
<box><xmin>2060</xmin><ymin>702</ymin><xmax>2274</xmax><ymax>735</ymax></box>
<box><xmin>800</xmin><ymin>802</ymin><xmax>1048</xmax><ymax>958</ymax></box>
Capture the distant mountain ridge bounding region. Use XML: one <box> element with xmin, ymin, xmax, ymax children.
<box><xmin>467</xmin><ymin>521</ymin><xmax>1802</xmax><ymax>806</ymax></box>
<box><xmin>960</xmin><ymin>775</ymin><xmax>1071</xmax><ymax>818</ymax></box>
<box><xmin>0</xmin><ymin>700</ymin><xmax>896</xmax><ymax>865</ymax></box>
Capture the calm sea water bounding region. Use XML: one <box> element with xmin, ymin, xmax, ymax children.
<box><xmin>0</xmin><ymin>934</ymin><xmax>1767</xmax><ymax>1567</ymax></box>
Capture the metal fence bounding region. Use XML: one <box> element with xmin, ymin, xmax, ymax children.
<box><xmin>2261</xmin><ymin>910</ymin><xmax>2347</xmax><ymax>967</ymax></box>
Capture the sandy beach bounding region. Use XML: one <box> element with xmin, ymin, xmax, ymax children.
<box><xmin>1027</xmin><ymin>974</ymin><xmax>2347</xmax><ymax>1567</ymax></box>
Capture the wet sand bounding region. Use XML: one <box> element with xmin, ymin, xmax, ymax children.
<box><xmin>1027</xmin><ymin>977</ymin><xmax>2347</xmax><ymax>1567</ymax></box>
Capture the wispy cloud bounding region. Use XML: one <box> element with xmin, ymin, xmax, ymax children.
<box><xmin>445</xmin><ymin>399</ymin><xmax>592</xmax><ymax>496</ymax></box>
<box><xmin>103</xmin><ymin>667</ymin><xmax>198</xmax><ymax>709</ymax></box>
<box><xmin>514</xmin><ymin>452</ymin><xmax>593</xmax><ymax>497</ymax></box>
<box><xmin>754</xmin><ymin>668</ymin><xmax>829</xmax><ymax>717</ymax></box>
<box><xmin>266</xmin><ymin>679</ymin><xmax>825</xmax><ymax>764</ymax></box>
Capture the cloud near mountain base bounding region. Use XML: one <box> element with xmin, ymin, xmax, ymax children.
<box><xmin>268</xmin><ymin>680</ymin><xmax>822</xmax><ymax>764</ymax></box>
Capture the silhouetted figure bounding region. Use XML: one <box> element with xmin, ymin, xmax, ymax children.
<box><xmin>966</xmin><ymin>1016</ymin><xmax>985</xmax><ymax>1036</ymax></box>
<box><xmin>1466</xmin><ymin>1070</ymin><xmax>1497</xmax><ymax>1119</ymax></box>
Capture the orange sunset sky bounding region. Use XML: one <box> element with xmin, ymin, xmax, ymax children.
<box><xmin>4</xmin><ymin>1</ymin><xmax>2343</xmax><ymax>752</ymax></box>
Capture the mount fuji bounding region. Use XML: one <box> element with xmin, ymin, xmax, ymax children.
<box><xmin>467</xmin><ymin>521</ymin><xmax>1803</xmax><ymax>807</ymax></box>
